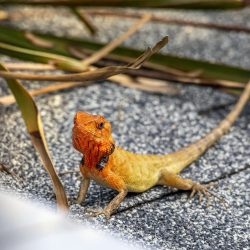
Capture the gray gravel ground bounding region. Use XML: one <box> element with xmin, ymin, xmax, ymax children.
<box><xmin>1</xmin><ymin>6</ymin><xmax>250</xmax><ymax>250</ymax></box>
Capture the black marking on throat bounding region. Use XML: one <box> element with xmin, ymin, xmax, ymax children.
<box><xmin>80</xmin><ymin>157</ymin><xmax>84</xmax><ymax>166</ymax></box>
<box><xmin>96</xmin><ymin>156</ymin><xmax>109</xmax><ymax>171</ymax></box>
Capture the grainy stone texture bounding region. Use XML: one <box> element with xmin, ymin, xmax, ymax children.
<box><xmin>0</xmin><ymin>6</ymin><xmax>250</xmax><ymax>250</ymax></box>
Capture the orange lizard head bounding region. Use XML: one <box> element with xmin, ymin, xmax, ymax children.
<box><xmin>72</xmin><ymin>111</ymin><xmax>115</xmax><ymax>169</ymax></box>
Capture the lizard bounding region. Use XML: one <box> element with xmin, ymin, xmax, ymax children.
<box><xmin>72</xmin><ymin>81</ymin><xmax>250</xmax><ymax>219</ymax></box>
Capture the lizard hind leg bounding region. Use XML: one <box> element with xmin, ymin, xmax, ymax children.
<box><xmin>158</xmin><ymin>170</ymin><xmax>223</xmax><ymax>206</ymax></box>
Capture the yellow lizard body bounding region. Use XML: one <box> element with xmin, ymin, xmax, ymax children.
<box><xmin>108</xmin><ymin>148</ymin><xmax>168</xmax><ymax>192</ymax></box>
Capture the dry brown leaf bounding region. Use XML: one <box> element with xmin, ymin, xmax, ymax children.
<box><xmin>24</xmin><ymin>32</ymin><xmax>54</xmax><ymax>48</ymax></box>
<box><xmin>71</xmin><ymin>7</ymin><xmax>97</xmax><ymax>35</ymax></box>
<box><xmin>68</xmin><ymin>46</ymin><xmax>88</xmax><ymax>59</ymax></box>
<box><xmin>4</xmin><ymin>62</ymin><xmax>56</xmax><ymax>71</ymax></box>
<box><xmin>167</xmin><ymin>75</ymin><xmax>245</xmax><ymax>88</ymax></box>
<box><xmin>0</xmin><ymin>81</ymin><xmax>90</xmax><ymax>105</ymax></box>
<box><xmin>0</xmin><ymin>75</ymin><xmax>178</xmax><ymax>105</ymax></box>
<box><xmin>136</xmin><ymin>77</ymin><xmax>171</xmax><ymax>87</ymax></box>
<box><xmin>69</xmin><ymin>45</ymin><xmax>196</xmax><ymax>77</ymax></box>
<box><xmin>86</xmin><ymin>9</ymin><xmax>250</xmax><ymax>34</ymax></box>
<box><xmin>81</xmin><ymin>13</ymin><xmax>151</xmax><ymax>67</ymax></box>
<box><xmin>110</xmin><ymin>74</ymin><xmax>179</xmax><ymax>95</ymax></box>
<box><xmin>125</xmin><ymin>68</ymin><xmax>245</xmax><ymax>89</ymax></box>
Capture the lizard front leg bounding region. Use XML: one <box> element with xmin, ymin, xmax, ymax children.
<box><xmin>159</xmin><ymin>170</ymin><xmax>218</xmax><ymax>205</ymax></box>
<box><xmin>76</xmin><ymin>175</ymin><xmax>90</xmax><ymax>204</ymax></box>
<box><xmin>87</xmin><ymin>171</ymin><xmax>127</xmax><ymax>219</ymax></box>
<box><xmin>89</xmin><ymin>189</ymin><xmax>127</xmax><ymax>219</ymax></box>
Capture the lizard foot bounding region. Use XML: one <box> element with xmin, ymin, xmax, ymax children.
<box><xmin>189</xmin><ymin>182</ymin><xmax>227</xmax><ymax>207</ymax></box>
<box><xmin>86</xmin><ymin>208</ymin><xmax>111</xmax><ymax>219</ymax></box>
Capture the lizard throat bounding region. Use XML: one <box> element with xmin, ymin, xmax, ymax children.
<box><xmin>84</xmin><ymin>143</ymin><xmax>115</xmax><ymax>170</ymax></box>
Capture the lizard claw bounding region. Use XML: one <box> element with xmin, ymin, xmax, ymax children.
<box><xmin>189</xmin><ymin>182</ymin><xmax>227</xmax><ymax>208</ymax></box>
<box><xmin>86</xmin><ymin>208</ymin><xmax>111</xmax><ymax>219</ymax></box>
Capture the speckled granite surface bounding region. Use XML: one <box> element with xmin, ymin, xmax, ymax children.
<box><xmin>0</xmin><ymin>6</ymin><xmax>250</xmax><ymax>250</ymax></box>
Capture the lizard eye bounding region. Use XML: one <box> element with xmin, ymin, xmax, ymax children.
<box><xmin>97</xmin><ymin>122</ymin><xmax>105</xmax><ymax>130</ymax></box>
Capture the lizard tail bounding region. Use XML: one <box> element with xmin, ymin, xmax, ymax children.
<box><xmin>165</xmin><ymin>81</ymin><xmax>250</xmax><ymax>174</ymax></box>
